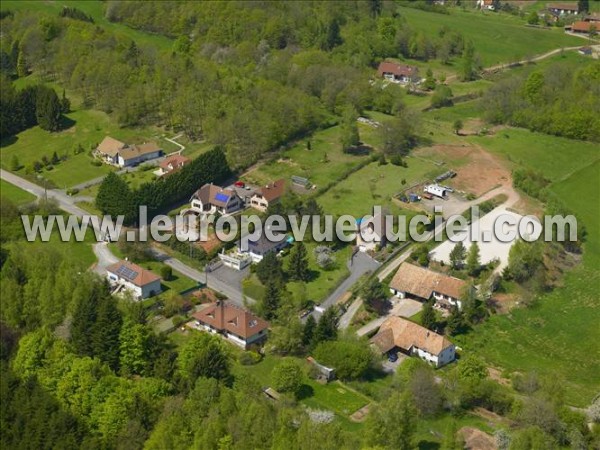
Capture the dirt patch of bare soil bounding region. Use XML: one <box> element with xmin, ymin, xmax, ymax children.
<box><xmin>350</xmin><ymin>404</ymin><xmax>371</xmax><ymax>422</ymax></box>
<box><xmin>488</xmin><ymin>293</ymin><xmax>520</xmax><ymax>314</ymax></box>
<box><xmin>487</xmin><ymin>367</ymin><xmax>511</xmax><ymax>387</ymax></box>
<box><xmin>459</xmin><ymin>427</ymin><xmax>497</xmax><ymax>450</ymax></box>
<box><xmin>417</xmin><ymin>144</ymin><xmax>512</xmax><ymax>197</ymax></box>
<box><xmin>197</xmin><ymin>232</ymin><xmax>221</xmax><ymax>253</ymax></box>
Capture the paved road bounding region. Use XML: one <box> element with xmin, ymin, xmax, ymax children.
<box><xmin>150</xmin><ymin>248</ymin><xmax>252</xmax><ymax>306</ymax></box>
<box><xmin>338</xmin><ymin>298</ymin><xmax>363</xmax><ymax>329</ymax></box>
<box><xmin>311</xmin><ymin>251</ymin><xmax>380</xmax><ymax>321</ymax></box>
<box><xmin>2</xmin><ymin>169</ymin><xmax>248</xmax><ymax>304</ymax></box>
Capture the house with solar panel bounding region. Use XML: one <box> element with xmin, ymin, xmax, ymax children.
<box><xmin>106</xmin><ymin>260</ymin><xmax>162</xmax><ymax>300</ymax></box>
<box><xmin>189</xmin><ymin>183</ymin><xmax>245</xmax><ymax>216</ymax></box>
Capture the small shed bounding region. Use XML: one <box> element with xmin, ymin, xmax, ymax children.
<box><xmin>307</xmin><ymin>356</ymin><xmax>335</xmax><ymax>383</ymax></box>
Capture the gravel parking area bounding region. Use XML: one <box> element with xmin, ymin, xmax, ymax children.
<box><xmin>429</xmin><ymin>206</ymin><xmax>526</xmax><ymax>270</ymax></box>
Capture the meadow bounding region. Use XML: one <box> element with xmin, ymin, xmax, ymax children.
<box><xmin>468</xmin><ymin>128</ymin><xmax>600</xmax><ymax>180</ymax></box>
<box><xmin>1</xmin><ymin>0</ymin><xmax>173</xmax><ymax>51</ymax></box>
<box><xmin>241</xmin><ymin>125</ymin><xmax>374</xmax><ymax>190</ymax></box>
<box><xmin>0</xmin><ymin>180</ymin><xmax>36</xmax><ymax>205</ymax></box>
<box><xmin>398</xmin><ymin>6</ymin><xmax>585</xmax><ymax>67</ymax></box>
<box><xmin>316</xmin><ymin>158</ymin><xmax>442</xmax><ymax>218</ymax></box>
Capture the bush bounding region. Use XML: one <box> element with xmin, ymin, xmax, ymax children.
<box><xmin>91</xmin><ymin>160</ymin><xmax>102</xmax><ymax>167</ymax></box>
<box><xmin>171</xmin><ymin>315</ymin><xmax>187</xmax><ymax>328</ymax></box>
<box><xmin>160</xmin><ymin>265</ymin><xmax>173</xmax><ymax>281</ymax></box>
<box><xmin>271</xmin><ymin>358</ymin><xmax>304</xmax><ymax>396</ymax></box>
<box><xmin>66</xmin><ymin>188</ymin><xmax>80</xmax><ymax>196</ymax></box>
<box><xmin>313</xmin><ymin>339</ymin><xmax>374</xmax><ymax>380</ymax></box>
<box><xmin>238</xmin><ymin>351</ymin><xmax>262</xmax><ymax>366</ymax></box>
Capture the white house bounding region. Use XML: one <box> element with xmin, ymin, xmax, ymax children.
<box><xmin>389</xmin><ymin>262</ymin><xmax>467</xmax><ymax>310</ymax></box>
<box><xmin>377</xmin><ymin>61</ymin><xmax>421</xmax><ymax>84</ymax></box>
<box><xmin>547</xmin><ymin>2</ymin><xmax>580</xmax><ymax>15</ymax></box>
<box><xmin>370</xmin><ymin>316</ymin><xmax>456</xmax><ymax>368</ymax></box>
<box><xmin>106</xmin><ymin>260</ymin><xmax>162</xmax><ymax>300</ymax></box>
<box><xmin>191</xmin><ymin>301</ymin><xmax>269</xmax><ymax>349</ymax></box>
<box><xmin>250</xmin><ymin>179</ymin><xmax>286</xmax><ymax>212</ymax></box>
<box><xmin>96</xmin><ymin>136</ymin><xmax>163</xmax><ymax>168</ymax></box>
<box><xmin>239</xmin><ymin>232</ymin><xmax>289</xmax><ymax>263</ymax></box>
<box><xmin>189</xmin><ymin>184</ymin><xmax>244</xmax><ymax>216</ymax></box>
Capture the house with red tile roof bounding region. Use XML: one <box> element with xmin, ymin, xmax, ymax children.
<box><xmin>157</xmin><ymin>154</ymin><xmax>190</xmax><ymax>176</ymax></box>
<box><xmin>250</xmin><ymin>179</ymin><xmax>286</xmax><ymax>212</ymax></box>
<box><xmin>371</xmin><ymin>316</ymin><xmax>455</xmax><ymax>367</ymax></box>
<box><xmin>377</xmin><ymin>61</ymin><xmax>421</xmax><ymax>84</ymax></box>
<box><xmin>106</xmin><ymin>260</ymin><xmax>162</xmax><ymax>299</ymax></box>
<box><xmin>191</xmin><ymin>301</ymin><xmax>269</xmax><ymax>349</ymax></box>
<box><xmin>389</xmin><ymin>262</ymin><xmax>469</xmax><ymax>310</ymax></box>
<box><xmin>568</xmin><ymin>20</ymin><xmax>596</xmax><ymax>33</ymax></box>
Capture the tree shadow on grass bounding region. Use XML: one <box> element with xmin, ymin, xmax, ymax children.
<box><xmin>297</xmin><ymin>384</ymin><xmax>315</xmax><ymax>400</ymax></box>
<box><xmin>418</xmin><ymin>440</ymin><xmax>440</xmax><ymax>450</ymax></box>
<box><xmin>59</xmin><ymin>115</ymin><xmax>76</xmax><ymax>131</ymax></box>
<box><xmin>0</xmin><ymin>135</ymin><xmax>18</xmax><ymax>148</ymax></box>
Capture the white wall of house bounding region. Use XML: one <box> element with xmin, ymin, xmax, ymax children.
<box><xmin>250</xmin><ymin>195</ymin><xmax>268</xmax><ymax>212</ymax></box>
<box><xmin>432</xmin><ymin>292</ymin><xmax>462</xmax><ymax>310</ymax></box>
<box><xmin>107</xmin><ymin>273</ymin><xmax>161</xmax><ymax>300</ymax></box>
<box><xmin>390</xmin><ymin>288</ymin><xmax>406</xmax><ymax>298</ymax></box>
<box><xmin>410</xmin><ymin>345</ymin><xmax>455</xmax><ymax>368</ymax></box>
<box><xmin>117</xmin><ymin>150</ymin><xmax>162</xmax><ymax>168</ymax></box>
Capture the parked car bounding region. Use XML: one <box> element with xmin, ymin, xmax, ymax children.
<box><xmin>387</xmin><ymin>352</ymin><xmax>398</xmax><ymax>362</ymax></box>
<box><xmin>234</xmin><ymin>181</ymin><xmax>245</xmax><ymax>188</ymax></box>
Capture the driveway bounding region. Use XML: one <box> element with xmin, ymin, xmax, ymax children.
<box><xmin>150</xmin><ymin>248</ymin><xmax>252</xmax><ymax>306</ymax></box>
<box><xmin>312</xmin><ymin>251</ymin><xmax>380</xmax><ymax>320</ymax></box>
<box><xmin>390</xmin><ymin>298</ymin><xmax>423</xmax><ymax>318</ymax></box>
<box><xmin>92</xmin><ymin>242</ymin><xmax>119</xmax><ymax>275</ymax></box>
<box><xmin>356</xmin><ymin>298</ymin><xmax>423</xmax><ymax>338</ymax></box>
<box><xmin>382</xmin><ymin>352</ymin><xmax>408</xmax><ymax>374</ymax></box>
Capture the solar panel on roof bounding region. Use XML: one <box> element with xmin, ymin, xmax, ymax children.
<box><xmin>215</xmin><ymin>192</ymin><xmax>230</xmax><ymax>203</ymax></box>
<box><xmin>116</xmin><ymin>265</ymin><xmax>138</xmax><ymax>281</ymax></box>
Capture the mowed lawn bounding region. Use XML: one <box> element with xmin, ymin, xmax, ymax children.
<box><xmin>0</xmin><ymin>180</ymin><xmax>36</xmax><ymax>205</ymax></box>
<box><xmin>454</xmin><ymin>157</ymin><xmax>600</xmax><ymax>406</ymax></box>
<box><xmin>317</xmin><ymin>158</ymin><xmax>442</xmax><ymax>218</ymax></box>
<box><xmin>242</xmin><ymin>125</ymin><xmax>373</xmax><ymax>190</ymax></box>
<box><xmin>398</xmin><ymin>6</ymin><xmax>584</xmax><ymax>67</ymax></box>
<box><xmin>0</xmin><ymin>105</ymin><xmax>173</xmax><ymax>189</ymax></box>
<box><xmin>234</xmin><ymin>355</ymin><xmax>370</xmax><ymax>423</ymax></box>
<box><xmin>243</xmin><ymin>242</ymin><xmax>353</xmax><ymax>304</ymax></box>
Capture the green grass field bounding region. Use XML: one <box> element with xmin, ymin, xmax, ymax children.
<box><xmin>0</xmin><ymin>1</ymin><xmax>172</xmax><ymax>51</ymax></box>
<box><xmin>242</xmin><ymin>125</ymin><xmax>373</xmax><ymax>190</ymax></box>
<box><xmin>469</xmin><ymin>128</ymin><xmax>600</xmax><ymax>180</ymax></box>
<box><xmin>398</xmin><ymin>6</ymin><xmax>585</xmax><ymax>67</ymax></box>
<box><xmin>234</xmin><ymin>355</ymin><xmax>370</xmax><ymax>425</ymax></box>
<box><xmin>0</xmin><ymin>180</ymin><xmax>36</xmax><ymax>206</ymax></box>
<box><xmin>316</xmin><ymin>159</ymin><xmax>441</xmax><ymax>218</ymax></box>
<box><xmin>285</xmin><ymin>243</ymin><xmax>353</xmax><ymax>304</ymax></box>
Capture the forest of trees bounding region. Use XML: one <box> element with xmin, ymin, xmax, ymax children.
<box><xmin>0</xmin><ymin>2</ymin><xmax>476</xmax><ymax>167</ymax></box>
<box><xmin>0</xmin><ymin>76</ymin><xmax>69</xmax><ymax>137</ymax></box>
<box><xmin>481</xmin><ymin>61</ymin><xmax>600</xmax><ymax>142</ymax></box>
